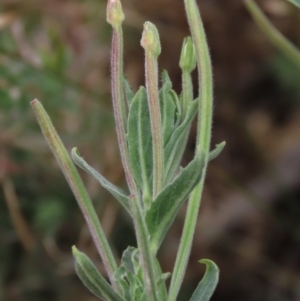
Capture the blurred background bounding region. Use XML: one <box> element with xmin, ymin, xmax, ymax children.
<box><xmin>0</xmin><ymin>0</ymin><xmax>300</xmax><ymax>300</ymax></box>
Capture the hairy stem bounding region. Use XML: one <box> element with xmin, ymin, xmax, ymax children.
<box><xmin>168</xmin><ymin>0</ymin><xmax>213</xmax><ymax>299</ymax></box>
<box><xmin>111</xmin><ymin>26</ymin><xmax>138</xmax><ymax>196</ymax></box>
<box><xmin>130</xmin><ymin>195</ymin><xmax>160</xmax><ymax>301</ymax></box>
<box><xmin>31</xmin><ymin>99</ymin><xmax>120</xmax><ymax>292</ymax></box>
<box><xmin>145</xmin><ymin>52</ymin><xmax>164</xmax><ymax>198</ymax></box>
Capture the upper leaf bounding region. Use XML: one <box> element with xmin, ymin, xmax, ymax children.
<box><xmin>124</xmin><ymin>78</ymin><xmax>135</xmax><ymax>106</ymax></box>
<box><xmin>164</xmin><ymin>99</ymin><xmax>198</xmax><ymax>183</ymax></box>
<box><xmin>146</xmin><ymin>155</ymin><xmax>205</xmax><ymax>252</ymax></box>
<box><xmin>170</xmin><ymin>89</ymin><xmax>182</xmax><ymax>129</ymax></box>
<box><xmin>127</xmin><ymin>86</ymin><xmax>153</xmax><ymax>202</ymax></box>
<box><xmin>71</xmin><ymin>148</ymin><xmax>131</xmax><ymax>214</ymax></box>
<box><xmin>159</xmin><ymin>70</ymin><xmax>177</xmax><ymax>145</ymax></box>
<box><xmin>189</xmin><ymin>259</ymin><xmax>219</xmax><ymax>301</ymax></box>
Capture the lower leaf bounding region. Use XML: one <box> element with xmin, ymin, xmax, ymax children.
<box><xmin>72</xmin><ymin>246</ymin><xmax>126</xmax><ymax>301</ymax></box>
<box><xmin>189</xmin><ymin>259</ymin><xmax>219</xmax><ymax>301</ymax></box>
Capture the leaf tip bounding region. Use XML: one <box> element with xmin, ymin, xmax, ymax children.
<box><xmin>72</xmin><ymin>245</ymin><xmax>79</xmax><ymax>255</ymax></box>
<box><xmin>71</xmin><ymin>147</ymin><xmax>78</xmax><ymax>156</ymax></box>
<box><xmin>198</xmin><ymin>258</ymin><xmax>219</xmax><ymax>272</ymax></box>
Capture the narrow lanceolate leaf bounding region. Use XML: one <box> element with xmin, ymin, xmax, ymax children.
<box><xmin>72</xmin><ymin>247</ymin><xmax>126</xmax><ymax>301</ymax></box>
<box><xmin>127</xmin><ymin>86</ymin><xmax>153</xmax><ymax>206</ymax></box>
<box><xmin>208</xmin><ymin>142</ymin><xmax>226</xmax><ymax>162</ymax></box>
<box><xmin>164</xmin><ymin>99</ymin><xmax>198</xmax><ymax>184</ymax></box>
<box><xmin>146</xmin><ymin>156</ymin><xmax>205</xmax><ymax>252</ymax></box>
<box><xmin>189</xmin><ymin>259</ymin><xmax>219</xmax><ymax>301</ymax></box>
<box><xmin>170</xmin><ymin>89</ymin><xmax>182</xmax><ymax>128</ymax></box>
<box><xmin>159</xmin><ymin>70</ymin><xmax>176</xmax><ymax>145</ymax></box>
<box><xmin>71</xmin><ymin>148</ymin><xmax>130</xmax><ymax>214</ymax></box>
<box><xmin>124</xmin><ymin>78</ymin><xmax>135</xmax><ymax>106</ymax></box>
<box><xmin>31</xmin><ymin>99</ymin><xmax>118</xmax><ymax>290</ymax></box>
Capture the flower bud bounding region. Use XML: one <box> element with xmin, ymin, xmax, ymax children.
<box><xmin>179</xmin><ymin>37</ymin><xmax>197</xmax><ymax>73</ymax></box>
<box><xmin>106</xmin><ymin>0</ymin><xmax>124</xmax><ymax>28</ymax></box>
<box><xmin>141</xmin><ymin>21</ymin><xmax>161</xmax><ymax>57</ymax></box>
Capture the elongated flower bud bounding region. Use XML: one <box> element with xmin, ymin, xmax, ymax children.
<box><xmin>141</xmin><ymin>21</ymin><xmax>161</xmax><ymax>58</ymax></box>
<box><xmin>106</xmin><ymin>0</ymin><xmax>124</xmax><ymax>28</ymax></box>
<box><xmin>179</xmin><ymin>37</ymin><xmax>196</xmax><ymax>73</ymax></box>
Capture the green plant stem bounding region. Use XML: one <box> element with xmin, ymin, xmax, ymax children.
<box><xmin>129</xmin><ymin>195</ymin><xmax>160</xmax><ymax>301</ymax></box>
<box><xmin>110</xmin><ymin>9</ymin><xmax>161</xmax><ymax>301</ymax></box>
<box><xmin>245</xmin><ymin>0</ymin><xmax>300</xmax><ymax>69</ymax></box>
<box><xmin>31</xmin><ymin>99</ymin><xmax>120</xmax><ymax>293</ymax></box>
<box><xmin>168</xmin><ymin>0</ymin><xmax>213</xmax><ymax>299</ymax></box>
<box><xmin>111</xmin><ymin>26</ymin><xmax>138</xmax><ymax>195</ymax></box>
<box><xmin>144</xmin><ymin>52</ymin><xmax>164</xmax><ymax>198</ymax></box>
<box><xmin>181</xmin><ymin>71</ymin><xmax>193</xmax><ymax>120</ymax></box>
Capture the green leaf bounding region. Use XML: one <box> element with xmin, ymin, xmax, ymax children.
<box><xmin>121</xmin><ymin>247</ymin><xmax>144</xmax><ymax>287</ymax></box>
<box><xmin>151</xmin><ymin>256</ymin><xmax>169</xmax><ymax>300</ymax></box>
<box><xmin>164</xmin><ymin>99</ymin><xmax>198</xmax><ymax>183</ymax></box>
<box><xmin>285</xmin><ymin>0</ymin><xmax>300</xmax><ymax>8</ymax></box>
<box><xmin>127</xmin><ymin>271</ymin><xmax>142</xmax><ymax>300</ymax></box>
<box><xmin>146</xmin><ymin>155</ymin><xmax>205</xmax><ymax>251</ymax></box>
<box><xmin>71</xmin><ymin>148</ymin><xmax>130</xmax><ymax>214</ymax></box>
<box><xmin>189</xmin><ymin>259</ymin><xmax>219</xmax><ymax>301</ymax></box>
<box><xmin>159</xmin><ymin>70</ymin><xmax>177</xmax><ymax>145</ymax></box>
<box><xmin>115</xmin><ymin>247</ymin><xmax>146</xmax><ymax>301</ymax></box>
<box><xmin>121</xmin><ymin>247</ymin><xmax>138</xmax><ymax>274</ymax></box>
<box><xmin>72</xmin><ymin>246</ymin><xmax>126</xmax><ymax>301</ymax></box>
<box><xmin>124</xmin><ymin>78</ymin><xmax>135</xmax><ymax>106</ymax></box>
<box><xmin>127</xmin><ymin>86</ymin><xmax>153</xmax><ymax>203</ymax></box>
<box><xmin>170</xmin><ymin>89</ymin><xmax>182</xmax><ymax>128</ymax></box>
<box><xmin>113</xmin><ymin>266</ymin><xmax>131</xmax><ymax>301</ymax></box>
<box><xmin>157</xmin><ymin>272</ymin><xmax>171</xmax><ymax>288</ymax></box>
<box><xmin>31</xmin><ymin>100</ymin><xmax>118</xmax><ymax>286</ymax></box>
<box><xmin>208</xmin><ymin>142</ymin><xmax>226</xmax><ymax>162</ymax></box>
<box><xmin>157</xmin><ymin>270</ymin><xmax>170</xmax><ymax>300</ymax></box>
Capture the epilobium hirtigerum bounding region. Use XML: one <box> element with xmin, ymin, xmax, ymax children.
<box><xmin>31</xmin><ymin>0</ymin><xmax>226</xmax><ymax>300</ymax></box>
